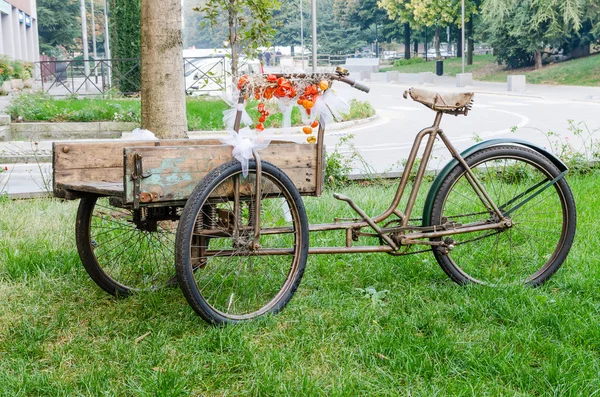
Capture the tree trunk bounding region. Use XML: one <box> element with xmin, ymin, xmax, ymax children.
<box><xmin>434</xmin><ymin>27</ymin><xmax>441</xmax><ymax>60</ymax></box>
<box><xmin>456</xmin><ymin>27</ymin><xmax>462</xmax><ymax>58</ymax></box>
<box><xmin>413</xmin><ymin>39</ymin><xmax>418</xmax><ymax>58</ymax></box>
<box><xmin>140</xmin><ymin>0</ymin><xmax>188</xmax><ymax>139</ymax></box>
<box><xmin>228</xmin><ymin>3</ymin><xmax>239</xmax><ymax>79</ymax></box>
<box><xmin>466</xmin><ymin>17</ymin><xmax>473</xmax><ymax>65</ymax></box>
<box><xmin>535</xmin><ymin>50</ymin><xmax>543</xmax><ymax>69</ymax></box>
<box><xmin>404</xmin><ymin>23</ymin><xmax>411</xmax><ymax>60</ymax></box>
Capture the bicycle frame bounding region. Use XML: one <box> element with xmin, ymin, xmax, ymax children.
<box><xmin>229</xmin><ymin>73</ymin><xmax>549</xmax><ymax>257</ymax></box>
<box><xmin>299</xmin><ymin>111</ymin><xmax>511</xmax><ymax>256</ymax></box>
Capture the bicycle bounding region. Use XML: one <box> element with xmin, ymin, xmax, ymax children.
<box><xmin>173</xmin><ymin>69</ymin><xmax>577</xmax><ymax>324</ymax></box>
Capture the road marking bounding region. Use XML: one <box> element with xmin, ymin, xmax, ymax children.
<box><xmin>489</xmin><ymin>101</ymin><xmax>532</xmax><ymax>107</ymax></box>
<box><xmin>338</xmin><ymin>108</ymin><xmax>530</xmax><ymax>153</ymax></box>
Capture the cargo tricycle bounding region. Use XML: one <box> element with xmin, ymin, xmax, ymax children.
<box><xmin>54</xmin><ymin>69</ymin><xmax>576</xmax><ymax>325</ymax></box>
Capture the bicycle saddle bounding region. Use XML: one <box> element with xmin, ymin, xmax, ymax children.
<box><xmin>404</xmin><ymin>88</ymin><xmax>474</xmax><ymax>116</ymax></box>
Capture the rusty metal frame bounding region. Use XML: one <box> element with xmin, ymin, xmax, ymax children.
<box><xmin>222</xmin><ymin>72</ymin><xmax>510</xmax><ymax>257</ymax></box>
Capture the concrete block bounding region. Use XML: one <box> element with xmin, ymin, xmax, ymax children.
<box><xmin>371</xmin><ymin>72</ymin><xmax>387</xmax><ymax>82</ymax></box>
<box><xmin>386</xmin><ymin>71</ymin><xmax>399</xmax><ymax>82</ymax></box>
<box><xmin>360</xmin><ymin>70</ymin><xmax>371</xmax><ymax>81</ymax></box>
<box><xmin>507</xmin><ymin>75</ymin><xmax>526</xmax><ymax>92</ymax></box>
<box><xmin>418</xmin><ymin>72</ymin><xmax>434</xmax><ymax>85</ymax></box>
<box><xmin>10</xmin><ymin>121</ymin><xmax>138</xmax><ymax>141</ymax></box>
<box><xmin>0</xmin><ymin>126</ymin><xmax>10</xmax><ymax>141</ymax></box>
<box><xmin>0</xmin><ymin>114</ymin><xmax>10</xmax><ymax>126</ymax></box>
<box><xmin>456</xmin><ymin>73</ymin><xmax>473</xmax><ymax>87</ymax></box>
<box><xmin>345</xmin><ymin>58</ymin><xmax>380</xmax><ymax>73</ymax></box>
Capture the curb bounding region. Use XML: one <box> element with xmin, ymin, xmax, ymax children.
<box><xmin>5</xmin><ymin>192</ymin><xmax>53</xmax><ymax>200</ymax></box>
<box><xmin>187</xmin><ymin>115</ymin><xmax>379</xmax><ymax>138</ymax></box>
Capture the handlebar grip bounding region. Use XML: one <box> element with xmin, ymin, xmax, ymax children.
<box><xmin>352</xmin><ymin>81</ymin><xmax>370</xmax><ymax>93</ymax></box>
<box><xmin>339</xmin><ymin>77</ymin><xmax>370</xmax><ymax>93</ymax></box>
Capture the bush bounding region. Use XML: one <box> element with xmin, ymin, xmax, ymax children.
<box><xmin>6</xmin><ymin>92</ymin><xmax>141</xmax><ymax>123</ymax></box>
<box><xmin>0</xmin><ymin>56</ymin><xmax>14</xmax><ymax>83</ymax></box>
<box><xmin>393</xmin><ymin>57</ymin><xmax>425</xmax><ymax>67</ymax></box>
<box><xmin>342</xmin><ymin>99</ymin><xmax>376</xmax><ymax>120</ymax></box>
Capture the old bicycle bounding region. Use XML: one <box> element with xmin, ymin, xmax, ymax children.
<box><xmin>53</xmin><ymin>68</ymin><xmax>576</xmax><ymax>325</ymax></box>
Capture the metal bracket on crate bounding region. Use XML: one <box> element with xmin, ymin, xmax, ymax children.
<box><xmin>131</xmin><ymin>153</ymin><xmax>152</xmax><ymax>210</ymax></box>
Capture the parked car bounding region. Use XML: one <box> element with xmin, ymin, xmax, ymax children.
<box><xmin>184</xmin><ymin>54</ymin><xmax>263</xmax><ymax>96</ymax></box>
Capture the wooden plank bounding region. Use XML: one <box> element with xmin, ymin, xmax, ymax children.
<box><xmin>58</xmin><ymin>181</ymin><xmax>124</xmax><ymax>196</ymax></box>
<box><xmin>52</xmin><ymin>139</ymin><xmax>221</xmax><ymax>196</ymax></box>
<box><xmin>123</xmin><ymin>143</ymin><xmax>317</xmax><ymax>204</ymax></box>
<box><xmin>54</xmin><ymin>166</ymin><xmax>123</xmax><ymax>190</ymax></box>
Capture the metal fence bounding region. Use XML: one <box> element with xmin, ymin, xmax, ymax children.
<box><xmin>34</xmin><ymin>54</ymin><xmax>347</xmax><ymax>97</ymax></box>
<box><xmin>36</xmin><ymin>58</ymin><xmax>140</xmax><ymax>97</ymax></box>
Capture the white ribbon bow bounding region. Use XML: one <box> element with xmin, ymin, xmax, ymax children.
<box><xmin>219</xmin><ymin>127</ymin><xmax>271</xmax><ymax>177</ymax></box>
<box><xmin>222</xmin><ymin>89</ymin><xmax>253</xmax><ymax>129</ymax></box>
<box><xmin>301</xmin><ymin>90</ymin><xmax>350</xmax><ymax>129</ymax></box>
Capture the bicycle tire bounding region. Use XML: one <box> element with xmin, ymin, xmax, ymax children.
<box><xmin>175</xmin><ymin>160</ymin><xmax>309</xmax><ymax>325</ymax></box>
<box><xmin>76</xmin><ymin>196</ymin><xmax>179</xmax><ymax>295</ymax></box>
<box><xmin>428</xmin><ymin>145</ymin><xmax>576</xmax><ymax>286</ymax></box>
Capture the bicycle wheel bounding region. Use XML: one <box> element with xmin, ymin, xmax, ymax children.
<box><xmin>176</xmin><ymin>160</ymin><xmax>309</xmax><ymax>325</ymax></box>
<box><xmin>76</xmin><ymin>196</ymin><xmax>179</xmax><ymax>295</ymax></box>
<box><xmin>429</xmin><ymin>145</ymin><xmax>576</xmax><ymax>286</ymax></box>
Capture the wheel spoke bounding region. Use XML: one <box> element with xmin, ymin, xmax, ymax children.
<box><xmin>430</xmin><ymin>146</ymin><xmax>575</xmax><ymax>286</ymax></box>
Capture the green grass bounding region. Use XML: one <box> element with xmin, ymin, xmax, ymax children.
<box><xmin>0</xmin><ymin>171</ymin><xmax>599</xmax><ymax>395</ymax></box>
<box><xmin>383</xmin><ymin>53</ymin><xmax>600</xmax><ymax>86</ymax></box>
<box><xmin>6</xmin><ymin>94</ymin><xmax>374</xmax><ymax>132</ymax></box>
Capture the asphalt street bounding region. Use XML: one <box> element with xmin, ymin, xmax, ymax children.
<box><xmin>1</xmin><ymin>76</ymin><xmax>600</xmax><ymax>196</ymax></box>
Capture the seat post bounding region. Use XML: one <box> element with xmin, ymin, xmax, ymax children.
<box><xmin>433</xmin><ymin>111</ymin><xmax>443</xmax><ymax>128</ymax></box>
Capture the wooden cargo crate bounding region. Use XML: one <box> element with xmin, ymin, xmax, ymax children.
<box><xmin>53</xmin><ymin>138</ymin><xmax>324</xmax><ymax>206</ymax></box>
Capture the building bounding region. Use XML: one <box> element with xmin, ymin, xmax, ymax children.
<box><xmin>0</xmin><ymin>0</ymin><xmax>39</xmax><ymax>62</ymax></box>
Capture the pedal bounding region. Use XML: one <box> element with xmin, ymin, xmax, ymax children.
<box><xmin>436</xmin><ymin>238</ymin><xmax>456</xmax><ymax>255</ymax></box>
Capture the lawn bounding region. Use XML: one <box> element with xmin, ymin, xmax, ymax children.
<box><xmin>0</xmin><ymin>172</ymin><xmax>599</xmax><ymax>395</ymax></box>
<box><xmin>6</xmin><ymin>94</ymin><xmax>375</xmax><ymax>132</ymax></box>
<box><xmin>383</xmin><ymin>53</ymin><xmax>600</xmax><ymax>86</ymax></box>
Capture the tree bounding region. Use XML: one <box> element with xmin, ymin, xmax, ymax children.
<box><xmin>140</xmin><ymin>0</ymin><xmax>188</xmax><ymax>138</ymax></box>
<box><xmin>380</xmin><ymin>0</ymin><xmax>476</xmax><ymax>60</ymax></box>
<box><xmin>335</xmin><ymin>0</ymin><xmax>400</xmax><ymax>56</ymax></box>
<box><xmin>482</xmin><ymin>0</ymin><xmax>586</xmax><ymax>69</ymax></box>
<box><xmin>109</xmin><ymin>0</ymin><xmax>141</xmax><ymax>92</ymax></box>
<box><xmin>37</xmin><ymin>0</ymin><xmax>81</xmax><ymax>56</ymax></box>
<box><xmin>199</xmin><ymin>0</ymin><xmax>280</xmax><ymax>78</ymax></box>
<box><xmin>272</xmin><ymin>0</ymin><xmax>303</xmax><ymax>55</ymax></box>
<box><xmin>183</xmin><ymin>0</ymin><xmax>225</xmax><ymax>48</ymax></box>
<box><xmin>377</xmin><ymin>0</ymin><xmax>414</xmax><ymax>58</ymax></box>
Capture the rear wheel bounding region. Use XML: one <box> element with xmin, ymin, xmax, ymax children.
<box><xmin>429</xmin><ymin>145</ymin><xmax>576</xmax><ymax>286</ymax></box>
<box><xmin>76</xmin><ymin>196</ymin><xmax>179</xmax><ymax>295</ymax></box>
<box><xmin>176</xmin><ymin>160</ymin><xmax>309</xmax><ymax>325</ymax></box>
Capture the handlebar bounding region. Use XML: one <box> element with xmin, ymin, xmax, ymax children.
<box><xmin>255</xmin><ymin>71</ymin><xmax>371</xmax><ymax>94</ymax></box>
<box><xmin>338</xmin><ymin>76</ymin><xmax>370</xmax><ymax>93</ymax></box>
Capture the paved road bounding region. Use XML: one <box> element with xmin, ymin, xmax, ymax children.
<box><xmin>326</xmin><ymin>77</ymin><xmax>600</xmax><ymax>174</ymax></box>
<box><xmin>1</xmin><ymin>76</ymin><xmax>599</xmax><ymax>196</ymax></box>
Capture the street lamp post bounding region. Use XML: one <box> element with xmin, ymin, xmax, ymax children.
<box><xmin>91</xmin><ymin>0</ymin><xmax>98</xmax><ymax>83</ymax></box>
<box><xmin>103</xmin><ymin>0</ymin><xmax>112</xmax><ymax>88</ymax></box>
<box><xmin>80</xmin><ymin>0</ymin><xmax>90</xmax><ymax>91</ymax></box>
<box><xmin>461</xmin><ymin>0</ymin><xmax>465</xmax><ymax>73</ymax></box>
<box><xmin>311</xmin><ymin>0</ymin><xmax>317</xmax><ymax>72</ymax></box>
<box><xmin>300</xmin><ymin>0</ymin><xmax>305</xmax><ymax>70</ymax></box>
<box><xmin>375</xmin><ymin>23</ymin><xmax>378</xmax><ymax>59</ymax></box>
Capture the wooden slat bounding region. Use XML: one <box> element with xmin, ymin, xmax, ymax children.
<box><xmin>53</xmin><ymin>139</ymin><xmax>318</xmax><ymax>203</ymax></box>
<box><xmin>58</xmin><ymin>181</ymin><xmax>124</xmax><ymax>196</ymax></box>
<box><xmin>53</xmin><ymin>139</ymin><xmax>221</xmax><ymax>197</ymax></box>
<box><xmin>123</xmin><ymin>143</ymin><xmax>317</xmax><ymax>204</ymax></box>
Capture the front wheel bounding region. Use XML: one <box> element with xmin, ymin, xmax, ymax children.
<box><xmin>175</xmin><ymin>160</ymin><xmax>309</xmax><ymax>325</ymax></box>
<box><xmin>429</xmin><ymin>145</ymin><xmax>576</xmax><ymax>286</ymax></box>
